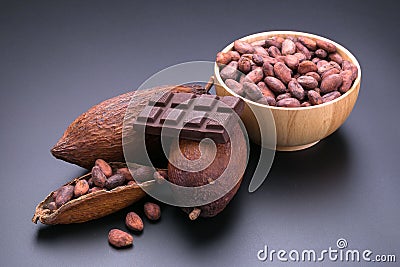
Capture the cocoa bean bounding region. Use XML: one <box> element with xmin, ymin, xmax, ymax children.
<box><xmin>321</xmin><ymin>68</ymin><xmax>340</xmax><ymax>79</ymax></box>
<box><xmin>316</xmin><ymin>39</ymin><xmax>336</xmax><ymax>53</ymax></box>
<box><xmin>315</xmin><ymin>49</ymin><xmax>328</xmax><ymax>58</ymax></box>
<box><xmin>342</xmin><ymin>60</ymin><xmax>358</xmax><ymax>80</ymax></box>
<box><xmin>74</xmin><ymin>180</ymin><xmax>89</xmax><ymax>197</ymax></box>
<box><xmin>225</xmin><ymin>79</ymin><xmax>245</xmax><ymax>96</ymax></box>
<box><xmin>320</xmin><ymin>74</ymin><xmax>343</xmax><ymax>93</ymax></box>
<box><xmin>95</xmin><ymin>159</ymin><xmax>112</xmax><ymax>178</ymax></box>
<box><xmin>298</xmin><ymin>36</ymin><xmax>317</xmax><ymax>50</ymax></box>
<box><xmin>262</xmin><ymin>62</ymin><xmax>274</xmax><ymax>77</ymax></box>
<box><xmin>47</xmin><ymin>202</ymin><xmax>57</xmax><ymax>211</ymax></box>
<box><xmin>282</xmin><ymin>39</ymin><xmax>296</xmax><ymax>55</ymax></box>
<box><xmin>288</xmin><ymin>79</ymin><xmax>305</xmax><ymax>100</ymax></box>
<box><xmin>261</xmin><ymin>56</ymin><xmax>278</xmax><ymax>65</ymax></box>
<box><xmin>253</xmin><ymin>46</ymin><xmax>270</xmax><ymax>58</ymax></box>
<box><xmin>257</xmin><ymin>81</ymin><xmax>275</xmax><ymax>98</ymax></box>
<box><xmin>125</xmin><ymin>212</ymin><xmax>144</xmax><ymax>232</ymax></box>
<box><xmin>87</xmin><ymin>177</ymin><xmax>94</xmax><ymax>187</ymax></box>
<box><xmin>308</xmin><ymin>90</ymin><xmax>323</xmax><ymax>105</ymax></box>
<box><xmin>265</xmin><ymin>38</ymin><xmax>282</xmax><ymax>49</ymax></box>
<box><xmin>298</xmin><ymin>60</ymin><xmax>318</xmax><ymax>74</ymax></box>
<box><xmin>108</xmin><ymin>229</ymin><xmax>133</xmax><ymax>248</ymax></box>
<box><xmin>284</xmin><ymin>55</ymin><xmax>299</xmax><ymax>70</ymax></box>
<box><xmin>234</xmin><ymin>40</ymin><xmax>255</xmax><ymax>54</ymax></box>
<box><xmin>88</xmin><ymin>187</ymin><xmax>103</xmax><ymax>193</ymax></box>
<box><xmin>251</xmin><ymin>40</ymin><xmax>267</xmax><ymax>47</ymax></box>
<box><xmin>220</xmin><ymin>61</ymin><xmax>239</xmax><ymax>80</ymax></box>
<box><xmin>238</xmin><ymin>57</ymin><xmax>252</xmax><ymax>74</ymax></box>
<box><xmin>144</xmin><ymin>202</ymin><xmax>161</xmax><ymax>221</ymax></box>
<box><xmin>243</xmin><ymin>82</ymin><xmax>263</xmax><ymax>101</ymax></box>
<box><xmin>312</xmin><ymin>57</ymin><xmax>321</xmax><ymax>64</ymax></box>
<box><xmin>228</xmin><ymin>51</ymin><xmax>240</xmax><ymax>61</ymax></box>
<box><xmin>245</xmin><ymin>67</ymin><xmax>264</xmax><ymax>83</ymax></box>
<box><xmin>277</xmin><ymin>98</ymin><xmax>301</xmax><ymax>107</ymax></box>
<box><xmin>264</xmin><ymin>76</ymin><xmax>287</xmax><ymax>94</ymax></box>
<box><xmin>322</xmin><ymin>91</ymin><xmax>341</xmax><ymax>103</ymax></box>
<box><xmin>339</xmin><ymin>70</ymin><xmax>353</xmax><ymax>93</ymax></box>
<box><xmin>295</xmin><ymin>41</ymin><xmax>311</xmax><ymax>59</ymax></box>
<box><xmin>252</xmin><ymin>54</ymin><xmax>264</xmax><ymax>66</ymax></box>
<box><xmin>305</xmin><ymin>72</ymin><xmax>321</xmax><ymax>83</ymax></box>
<box><xmin>55</xmin><ymin>185</ymin><xmax>74</xmax><ymax>208</ymax></box>
<box><xmin>216</xmin><ymin>52</ymin><xmax>232</xmax><ymax>65</ymax></box>
<box><xmin>268</xmin><ymin>46</ymin><xmax>281</xmax><ymax>58</ymax></box>
<box><xmin>297</xmin><ymin>75</ymin><xmax>318</xmax><ymax>89</ymax></box>
<box><xmin>116</xmin><ymin>167</ymin><xmax>134</xmax><ymax>181</ymax></box>
<box><xmin>318</xmin><ymin>61</ymin><xmax>339</xmax><ymax>75</ymax></box>
<box><xmin>257</xmin><ymin>96</ymin><xmax>275</xmax><ymax>106</ymax></box>
<box><xmin>294</xmin><ymin>52</ymin><xmax>307</xmax><ymax>62</ymax></box>
<box><xmin>127</xmin><ymin>181</ymin><xmax>137</xmax><ymax>186</ymax></box>
<box><xmin>273</xmin><ymin>62</ymin><xmax>292</xmax><ymax>84</ymax></box>
<box><xmin>92</xmin><ymin>166</ymin><xmax>107</xmax><ymax>188</ymax></box>
<box><xmin>329</xmin><ymin>52</ymin><xmax>343</xmax><ymax>64</ymax></box>
<box><xmin>105</xmin><ymin>174</ymin><xmax>125</xmax><ymax>190</ymax></box>
<box><xmin>276</xmin><ymin>93</ymin><xmax>292</xmax><ymax>101</ymax></box>
<box><xmin>317</xmin><ymin>60</ymin><xmax>329</xmax><ymax>68</ymax></box>
<box><xmin>301</xmin><ymin>101</ymin><xmax>311</xmax><ymax>107</ymax></box>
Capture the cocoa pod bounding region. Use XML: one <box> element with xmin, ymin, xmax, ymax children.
<box><xmin>216</xmin><ymin>52</ymin><xmax>232</xmax><ymax>65</ymax></box>
<box><xmin>243</xmin><ymin>82</ymin><xmax>263</xmax><ymax>101</ymax></box>
<box><xmin>316</xmin><ymin>39</ymin><xmax>336</xmax><ymax>53</ymax></box>
<box><xmin>273</xmin><ymin>62</ymin><xmax>292</xmax><ymax>84</ymax></box>
<box><xmin>51</xmin><ymin>85</ymin><xmax>199</xmax><ymax>169</ymax></box>
<box><xmin>144</xmin><ymin>202</ymin><xmax>161</xmax><ymax>221</ymax></box>
<box><xmin>32</xmin><ymin>162</ymin><xmax>156</xmax><ymax>225</ymax></box>
<box><xmin>307</xmin><ymin>90</ymin><xmax>323</xmax><ymax>105</ymax></box>
<box><xmin>298</xmin><ymin>60</ymin><xmax>318</xmax><ymax>74</ymax></box>
<box><xmin>284</xmin><ymin>55</ymin><xmax>299</xmax><ymax>70</ymax></box>
<box><xmin>322</xmin><ymin>91</ymin><xmax>341</xmax><ymax>103</ymax></box>
<box><xmin>125</xmin><ymin>212</ymin><xmax>144</xmax><ymax>231</ymax></box>
<box><xmin>108</xmin><ymin>229</ymin><xmax>133</xmax><ymax>248</ymax></box>
<box><xmin>105</xmin><ymin>174</ymin><xmax>126</xmax><ymax>190</ymax></box>
<box><xmin>320</xmin><ymin>74</ymin><xmax>343</xmax><ymax>93</ymax></box>
<box><xmin>234</xmin><ymin>40</ymin><xmax>255</xmax><ymax>54</ymax></box>
<box><xmin>225</xmin><ymin>79</ymin><xmax>245</xmax><ymax>96</ymax></box>
<box><xmin>264</xmin><ymin>76</ymin><xmax>287</xmax><ymax>94</ymax></box>
<box><xmin>288</xmin><ymin>79</ymin><xmax>305</xmax><ymax>100</ymax></box>
<box><xmin>282</xmin><ymin>39</ymin><xmax>296</xmax><ymax>55</ymax></box>
<box><xmin>297</xmin><ymin>75</ymin><xmax>318</xmax><ymax>89</ymax></box>
<box><xmin>298</xmin><ymin>36</ymin><xmax>317</xmax><ymax>50</ymax></box>
<box><xmin>245</xmin><ymin>67</ymin><xmax>264</xmax><ymax>83</ymax></box>
<box><xmin>95</xmin><ymin>159</ymin><xmax>112</xmax><ymax>178</ymax></box>
<box><xmin>220</xmin><ymin>61</ymin><xmax>239</xmax><ymax>80</ymax></box>
<box><xmin>238</xmin><ymin>56</ymin><xmax>252</xmax><ymax>74</ymax></box>
<box><xmin>277</xmin><ymin>98</ymin><xmax>301</xmax><ymax>107</ymax></box>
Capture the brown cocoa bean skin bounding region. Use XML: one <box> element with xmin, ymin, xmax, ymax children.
<box><xmin>298</xmin><ymin>60</ymin><xmax>318</xmax><ymax>74</ymax></box>
<box><xmin>277</xmin><ymin>98</ymin><xmax>301</xmax><ymax>107</ymax></box>
<box><xmin>288</xmin><ymin>79</ymin><xmax>305</xmax><ymax>100</ymax></box>
<box><xmin>125</xmin><ymin>212</ymin><xmax>144</xmax><ymax>232</ymax></box>
<box><xmin>316</xmin><ymin>39</ymin><xmax>337</xmax><ymax>53</ymax></box>
<box><xmin>282</xmin><ymin>39</ymin><xmax>296</xmax><ymax>55</ymax></box>
<box><xmin>315</xmin><ymin>49</ymin><xmax>328</xmax><ymax>59</ymax></box>
<box><xmin>253</xmin><ymin>46</ymin><xmax>269</xmax><ymax>58</ymax></box>
<box><xmin>298</xmin><ymin>36</ymin><xmax>317</xmax><ymax>50</ymax></box>
<box><xmin>295</xmin><ymin>41</ymin><xmax>311</xmax><ymax>59</ymax></box>
<box><xmin>294</xmin><ymin>52</ymin><xmax>307</xmax><ymax>62</ymax></box>
<box><xmin>245</xmin><ymin>67</ymin><xmax>264</xmax><ymax>83</ymax></box>
<box><xmin>268</xmin><ymin>46</ymin><xmax>281</xmax><ymax>58</ymax></box>
<box><xmin>320</xmin><ymin>74</ymin><xmax>343</xmax><ymax>93</ymax></box>
<box><xmin>95</xmin><ymin>159</ymin><xmax>113</xmax><ymax>178</ymax></box>
<box><xmin>116</xmin><ymin>167</ymin><xmax>134</xmax><ymax>181</ymax></box>
<box><xmin>262</xmin><ymin>62</ymin><xmax>274</xmax><ymax>77</ymax></box>
<box><xmin>228</xmin><ymin>51</ymin><xmax>240</xmax><ymax>61</ymax></box>
<box><xmin>92</xmin><ymin>166</ymin><xmax>107</xmax><ymax>188</ymax></box>
<box><xmin>257</xmin><ymin>82</ymin><xmax>275</xmax><ymax>98</ymax></box>
<box><xmin>318</xmin><ymin>61</ymin><xmax>339</xmax><ymax>75</ymax></box>
<box><xmin>225</xmin><ymin>79</ymin><xmax>245</xmax><ymax>96</ymax></box>
<box><xmin>339</xmin><ymin>70</ymin><xmax>353</xmax><ymax>93</ymax></box>
<box><xmin>321</xmin><ymin>68</ymin><xmax>340</xmax><ymax>79</ymax></box>
<box><xmin>243</xmin><ymin>82</ymin><xmax>263</xmax><ymax>101</ymax></box>
<box><xmin>105</xmin><ymin>174</ymin><xmax>126</xmax><ymax>190</ymax></box>
<box><xmin>284</xmin><ymin>55</ymin><xmax>299</xmax><ymax>70</ymax></box>
<box><xmin>55</xmin><ymin>185</ymin><xmax>74</xmax><ymax>207</ymax></box>
<box><xmin>261</xmin><ymin>56</ymin><xmax>278</xmax><ymax>65</ymax></box>
<box><xmin>216</xmin><ymin>52</ymin><xmax>232</xmax><ymax>65</ymax></box>
<box><xmin>74</xmin><ymin>180</ymin><xmax>89</xmax><ymax>197</ymax></box>
<box><xmin>297</xmin><ymin>75</ymin><xmax>318</xmax><ymax>89</ymax></box>
<box><xmin>328</xmin><ymin>52</ymin><xmax>343</xmax><ymax>64</ymax></box>
<box><xmin>238</xmin><ymin>57</ymin><xmax>251</xmax><ymax>74</ymax></box>
<box><xmin>252</xmin><ymin>54</ymin><xmax>264</xmax><ymax>66</ymax></box>
<box><xmin>264</xmin><ymin>76</ymin><xmax>287</xmax><ymax>94</ymax></box>
<box><xmin>144</xmin><ymin>202</ymin><xmax>161</xmax><ymax>221</ymax></box>
<box><xmin>276</xmin><ymin>93</ymin><xmax>292</xmax><ymax>101</ymax></box>
<box><xmin>108</xmin><ymin>229</ymin><xmax>133</xmax><ymax>248</ymax></box>
<box><xmin>305</xmin><ymin>72</ymin><xmax>321</xmax><ymax>83</ymax></box>
<box><xmin>322</xmin><ymin>91</ymin><xmax>342</xmax><ymax>103</ymax></box>
<box><xmin>342</xmin><ymin>60</ymin><xmax>358</xmax><ymax>80</ymax></box>
<box><xmin>265</xmin><ymin>38</ymin><xmax>282</xmax><ymax>49</ymax></box>
<box><xmin>234</xmin><ymin>40</ymin><xmax>255</xmax><ymax>54</ymax></box>
<box><xmin>273</xmin><ymin>62</ymin><xmax>292</xmax><ymax>84</ymax></box>
<box><xmin>220</xmin><ymin>61</ymin><xmax>239</xmax><ymax>80</ymax></box>
<box><xmin>308</xmin><ymin>90</ymin><xmax>323</xmax><ymax>105</ymax></box>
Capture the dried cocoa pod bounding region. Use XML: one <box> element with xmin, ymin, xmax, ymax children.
<box><xmin>105</xmin><ymin>174</ymin><xmax>126</xmax><ymax>190</ymax></box>
<box><xmin>297</xmin><ymin>75</ymin><xmax>318</xmax><ymax>89</ymax></box>
<box><xmin>282</xmin><ymin>39</ymin><xmax>296</xmax><ymax>55</ymax></box>
<box><xmin>253</xmin><ymin>46</ymin><xmax>270</xmax><ymax>58</ymax></box>
<box><xmin>288</xmin><ymin>79</ymin><xmax>305</xmax><ymax>100</ymax></box>
<box><xmin>294</xmin><ymin>52</ymin><xmax>307</xmax><ymax>62</ymax></box>
<box><xmin>316</xmin><ymin>39</ymin><xmax>336</xmax><ymax>53</ymax></box>
<box><xmin>252</xmin><ymin>54</ymin><xmax>264</xmax><ymax>66</ymax></box>
<box><xmin>216</xmin><ymin>52</ymin><xmax>232</xmax><ymax>65</ymax></box>
<box><xmin>32</xmin><ymin>162</ymin><xmax>156</xmax><ymax>225</ymax></box>
<box><xmin>284</xmin><ymin>55</ymin><xmax>299</xmax><ymax>70</ymax></box>
<box><xmin>273</xmin><ymin>62</ymin><xmax>292</xmax><ymax>84</ymax></box>
<box><xmin>268</xmin><ymin>46</ymin><xmax>282</xmax><ymax>58</ymax></box>
<box><xmin>108</xmin><ymin>229</ymin><xmax>133</xmax><ymax>248</ymax></box>
<box><xmin>276</xmin><ymin>93</ymin><xmax>292</xmax><ymax>102</ymax></box>
<box><xmin>95</xmin><ymin>159</ymin><xmax>112</xmax><ymax>178</ymax></box>
<box><xmin>234</xmin><ymin>40</ymin><xmax>255</xmax><ymax>54</ymax></box>
<box><xmin>228</xmin><ymin>51</ymin><xmax>240</xmax><ymax>61</ymax></box>
<box><xmin>144</xmin><ymin>202</ymin><xmax>161</xmax><ymax>221</ymax></box>
<box><xmin>298</xmin><ymin>60</ymin><xmax>318</xmax><ymax>74</ymax></box>
<box><xmin>225</xmin><ymin>79</ymin><xmax>245</xmax><ymax>96</ymax></box>
<box><xmin>92</xmin><ymin>166</ymin><xmax>107</xmax><ymax>188</ymax></box>
<box><xmin>328</xmin><ymin>52</ymin><xmax>343</xmax><ymax>64</ymax></box>
<box><xmin>116</xmin><ymin>167</ymin><xmax>134</xmax><ymax>181</ymax></box>
<box><xmin>243</xmin><ymin>82</ymin><xmax>263</xmax><ymax>101</ymax></box>
<box><xmin>339</xmin><ymin>70</ymin><xmax>354</xmax><ymax>93</ymax></box>
<box><xmin>295</xmin><ymin>41</ymin><xmax>311</xmax><ymax>59</ymax></box>
<box><xmin>55</xmin><ymin>185</ymin><xmax>74</xmax><ymax>208</ymax></box>
<box><xmin>277</xmin><ymin>98</ymin><xmax>301</xmax><ymax>107</ymax></box>
<box><xmin>74</xmin><ymin>180</ymin><xmax>89</xmax><ymax>197</ymax></box>
<box><xmin>257</xmin><ymin>81</ymin><xmax>275</xmax><ymax>98</ymax></box>
<box><xmin>298</xmin><ymin>36</ymin><xmax>317</xmax><ymax>50</ymax></box>
<box><xmin>305</xmin><ymin>72</ymin><xmax>321</xmax><ymax>83</ymax></box>
<box><xmin>220</xmin><ymin>61</ymin><xmax>239</xmax><ymax>80</ymax></box>
<box><xmin>51</xmin><ymin>85</ymin><xmax>200</xmax><ymax>169</ymax></box>
<box><xmin>125</xmin><ymin>212</ymin><xmax>144</xmax><ymax>232</ymax></box>
<box><xmin>238</xmin><ymin>56</ymin><xmax>252</xmax><ymax>74</ymax></box>
<box><xmin>315</xmin><ymin>49</ymin><xmax>328</xmax><ymax>58</ymax></box>
<box><xmin>320</xmin><ymin>74</ymin><xmax>343</xmax><ymax>93</ymax></box>
<box><xmin>322</xmin><ymin>91</ymin><xmax>341</xmax><ymax>103</ymax></box>
<box><xmin>245</xmin><ymin>67</ymin><xmax>264</xmax><ymax>83</ymax></box>
<box><xmin>308</xmin><ymin>90</ymin><xmax>323</xmax><ymax>105</ymax></box>
<box><xmin>264</xmin><ymin>76</ymin><xmax>287</xmax><ymax>94</ymax></box>
<box><xmin>262</xmin><ymin>62</ymin><xmax>274</xmax><ymax>77</ymax></box>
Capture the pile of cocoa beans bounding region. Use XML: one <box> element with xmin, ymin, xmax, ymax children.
<box><xmin>216</xmin><ymin>35</ymin><xmax>358</xmax><ymax>107</ymax></box>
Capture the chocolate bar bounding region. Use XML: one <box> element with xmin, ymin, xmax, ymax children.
<box><xmin>133</xmin><ymin>92</ymin><xmax>244</xmax><ymax>143</ymax></box>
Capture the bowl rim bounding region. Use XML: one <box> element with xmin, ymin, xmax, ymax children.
<box><xmin>214</xmin><ymin>30</ymin><xmax>362</xmax><ymax>110</ymax></box>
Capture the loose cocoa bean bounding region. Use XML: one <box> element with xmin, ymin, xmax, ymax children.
<box><xmin>243</xmin><ymin>82</ymin><xmax>263</xmax><ymax>101</ymax></box>
<box><xmin>55</xmin><ymin>185</ymin><xmax>74</xmax><ymax>208</ymax></box>
<box><xmin>88</xmin><ymin>187</ymin><xmax>103</xmax><ymax>193</ymax></box>
<box><xmin>245</xmin><ymin>67</ymin><xmax>264</xmax><ymax>83</ymax></box>
<box><xmin>282</xmin><ymin>39</ymin><xmax>296</xmax><ymax>55</ymax></box>
<box><xmin>294</xmin><ymin>52</ymin><xmax>307</xmax><ymax>62</ymax></box>
<box><xmin>268</xmin><ymin>46</ymin><xmax>281</xmax><ymax>58</ymax></box>
<box><xmin>251</xmin><ymin>40</ymin><xmax>267</xmax><ymax>47</ymax></box>
<box><xmin>317</xmin><ymin>60</ymin><xmax>329</xmax><ymax>68</ymax></box>
<box><xmin>298</xmin><ymin>60</ymin><xmax>318</xmax><ymax>74</ymax></box>
<box><xmin>322</xmin><ymin>91</ymin><xmax>341</xmax><ymax>103</ymax></box>
<box><xmin>125</xmin><ymin>212</ymin><xmax>144</xmax><ymax>232</ymax></box>
<box><xmin>116</xmin><ymin>167</ymin><xmax>134</xmax><ymax>181</ymax></box>
<box><xmin>234</xmin><ymin>40</ymin><xmax>255</xmax><ymax>54</ymax></box>
<box><xmin>328</xmin><ymin>52</ymin><xmax>343</xmax><ymax>64</ymax></box>
<box><xmin>284</xmin><ymin>55</ymin><xmax>299</xmax><ymax>70</ymax></box>
<box><xmin>301</xmin><ymin>101</ymin><xmax>311</xmax><ymax>107</ymax></box>
<box><xmin>127</xmin><ymin>181</ymin><xmax>137</xmax><ymax>186</ymax></box>
<box><xmin>342</xmin><ymin>60</ymin><xmax>358</xmax><ymax>80</ymax></box>
<box><xmin>220</xmin><ymin>61</ymin><xmax>239</xmax><ymax>80</ymax></box>
<box><xmin>257</xmin><ymin>96</ymin><xmax>276</xmax><ymax>106</ymax></box>
<box><xmin>320</xmin><ymin>74</ymin><xmax>343</xmax><ymax>93</ymax></box>
<box><xmin>92</xmin><ymin>166</ymin><xmax>107</xmax><ymax>188</ymax></box>
<box><xmin>216</xmin><ymin>52</ymin><xmax>232</xmax><ymax>65</ymax></box>
<box><xmin>295</xmin><ymin>41</ymin><xmax>311</xmax><ymax>59</ymax></box>
<box><xmin>144</xmin><ymin>202</ymin><xmax>161</xmax><ymax>221</ymax></box>
<box><xmin>87</xmin><ymin>177</ymin><xmax>94</xmax><ymax>187</ymax></box>
<box><xmin>108</xmin><ymin>229</ymin><xmax>133</xmax><ymax>248</ymax></box>
<box><xmin>276</xmin><ymin>93</ymin><xmax>292</xmax><ymax>102</ymax></box>
<box><xmin>288</xmin><ymin>79</ymin><xmax>305</xmax><ymax>100</ymax></box>
<box><xmin>264</xmin><ymin>76</ymin><xmax>287</xmax><ymax>94</ymax></box>
<box><xmin>305</xmin><ymin>72</ymin><xmax>321</xmax><ymax>83</ymax></box>
<box><xmin>315</xmin><ymin>49</ymin><xmax>328</xmax><ymax>58</ymax></box>
<box><xmin>298</xmin><ymin>36</ymin><xmax>317</xmax><ymax>50</ymax></box>
<box><xmin>312</xmin><ymin>57</ymin><xmax>321</xmax><ymax>64</ymax></box>
<box><xmin>261</xmin><ymin>56</ymin><xmax>278</xmax><ymax>65</ymax></box>
<box><xmin>253</xmin><ymin>46</ymin><xmax>269</xmax><ymax>58</ymax></box>
<box><xmin>297</xmin><ymin>75</ymin><xmax>318</xmax><ymax>89</ymax></box>
<box><xmin>339</xmin><ymin>70</ymin><xmax>353</xmax><ymax>93</ymax></box>
<box><xmin>308</xmin><ymin>90</ymin><xmax>323</xmax><ymax>105</ymax></box>
<box><xmin>228</xmin><ymin>51</ymin><xmax>240</xmax><ymax>61</ymax></box>
<box><xmin>318</xmin><ymin>61</ymin><xmax>338</xmax><ymax>75</ymax></box>
<box><xmin>105</xmin><ymin>174</ymin><xmax>126</xmax><ymax>190</ymax></box>
<box><xmin>321</xmin><ymin>67</ymin><xmax>340</xmax><ymax>79</ymax></box>
<box><xmin>95</xmin><ymin>159</ymin><xmax>113</xmax><ymax>178</ymax></box>
<box><xmin>257</xmin><ymin>81</ymin><xmax>275</xmax><ymax>98</ymax></box>
<box><xmin>316</xmin><ymin>39</ymin><xmax>337</xmax><ymax>53</ymax></box>
<box><xmin>252</xmin><ymin>54</ymin><xmax>264</xmax><ymax>66</ymax></box>
<box><xmin>277</xmin><ymin>98</ymin><xmax>301</xmax><ymax>107</ymax></box>
<box><xmin>238</xmin><ymin>57</ymin><xmax>252</xmax><ymax>74</ymax></box>
<box><xmin>74</xmin><ymin>180</ymin><xmax>89</xmax><ymax>197</ymax></box>
<box><xmin>273</xmin><ymin>62</ymin><xmax>292</xmax><ymax>84</ymax></box>
<box><xmin>47</xmin><ymin>202</ymin><xmax>57</xmax><ymax>211</ymax></box>
<box><xmin>225</xmin><ymin>79</ymin><xmax>245</xmax><ymax>96</ymax></box>
<box><xmin>262</xmin><ymin>62</ymin><xmax>274</xmax><ymax>77</ymax></box>
<box><xmin>265</xmin><ymin>38</ymin><xmax>282</xmax><ymax>49</ymax></box>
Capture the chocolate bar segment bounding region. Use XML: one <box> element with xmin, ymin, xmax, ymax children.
<box><xmin>133</xmin><ymin>92</ymin><xmax>244</xmax><ymax>143</ymax></box>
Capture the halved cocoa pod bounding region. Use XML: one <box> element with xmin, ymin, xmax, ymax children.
<box><xmin>32</xmin><ymin>162</ymin><xmax>162</xmax><ymax>225</ymax></box>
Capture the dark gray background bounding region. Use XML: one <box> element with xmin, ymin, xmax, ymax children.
<box><xmin>1</xmin><ymin>0</ymin><xmax>399</xmax><ymax>266</ymax></box>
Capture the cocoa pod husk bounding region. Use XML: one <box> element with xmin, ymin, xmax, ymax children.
<box><xmin>32</xmin><ymin>162</ymin><xmax>160</xmax><ymax>225</ymax></box>
<box><xmin>51</xmin><ymin>85</ymin><xmax>200</xmax><ymax>169</ymax></box>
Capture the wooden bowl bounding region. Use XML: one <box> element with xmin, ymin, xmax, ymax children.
<box><xmin>214</xmin><ymin>31</ymin><xmax>361</xmax><ymax>151</ymax></box>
